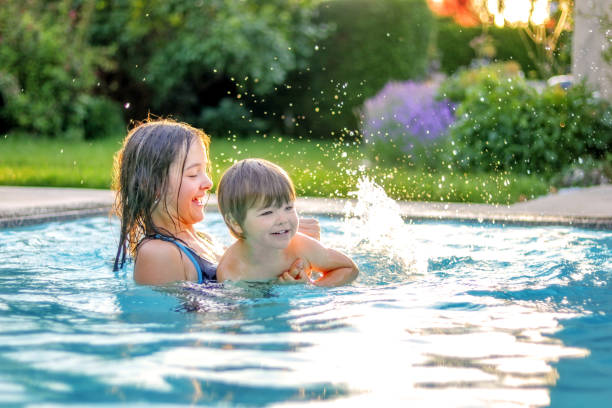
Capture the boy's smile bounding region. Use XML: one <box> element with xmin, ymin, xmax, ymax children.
<box><xmin>241</xmin><ymin>201</ymin><xmax>298</xmax><ymax>250</ymax></box>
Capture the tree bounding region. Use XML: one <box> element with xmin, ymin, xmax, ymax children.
<box><xmin>89</xmin><ymin>0</ymin><xmax>327</xmax><ymax>122</ymax></box>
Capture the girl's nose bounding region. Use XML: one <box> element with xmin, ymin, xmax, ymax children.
<box><xmin>201</xmin><ymin>174</ymin><xmax>213</xmax><ymax>190</ymax></box>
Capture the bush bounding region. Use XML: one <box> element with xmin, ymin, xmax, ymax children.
<box><xmin>435</xmin><ymin>18</ymin><xmax>572</xmax><ymax>78</ymax></box>
<box><xmin>196</xmin><ymin>98</ymin><xmax>268</xmax><ymax>138</ymax></box>
<box><xmin>278</xmin><ymin>0</ymin><xmax>434</xmax><ymax>138</ymax></box>
<box><xmin>361</xmin><ymin>81</ymin><xmax>455</xmax><ymax>166</ymax></box>
<box><xmin>448</xmin><ymin>75</ymin><xmax>612</xmax><ymax>175</ymax></box>
<box><xmin>437</xmin><ymin>62</ymin><xmax>523</xmax><ymax>103</ymax></box>
<box><xmin>88</xmin><ymin>0</ymin><xmax>326</xmax><ymax>123</ymax></box>
<box><xmin>0</xmin><ymin>0</ymin><xmax>117</xmax><ymax>138</ymax></box>
<box><xmin>81</xmin><ymin>96</ymin><xmax>126</xmax><ymax>140</ymax></box>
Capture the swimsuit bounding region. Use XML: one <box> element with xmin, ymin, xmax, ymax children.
<box><xmin>152</xmin><ymin>234</ymin><xmax>217</xmax><ymax>283</ymax></box>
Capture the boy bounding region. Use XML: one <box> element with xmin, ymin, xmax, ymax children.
<box><xmin>216</xmin><ymin>159</ymin><xmax>359</xmax><ymax>286</ymax></box>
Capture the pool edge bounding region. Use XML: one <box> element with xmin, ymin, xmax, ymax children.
<box><xmin>1</xmin><ymin>186</ymin><xmax>611</xmax><ymax>230</ymax></box>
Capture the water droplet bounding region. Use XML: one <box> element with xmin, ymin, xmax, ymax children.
<box><xmin>124</xmin><ymin>102</ymin><xmax>131</xmax><ymax>109</ymax></box>
<box><xmin>314</xmin><ymin>45</ymin><xmax>319</xmax><ymax>51</ymax></box>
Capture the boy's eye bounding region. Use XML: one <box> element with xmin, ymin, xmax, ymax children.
<box><xmin>285</xmin><ymin>205</ymin><xmax>293</xmax><ymax>211</ymax></box>
<box><xmin>259</xmin><ymin>211</ymin><xmax>272</xmax><ymax>216</ymax></box>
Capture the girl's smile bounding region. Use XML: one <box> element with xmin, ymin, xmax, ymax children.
<box><xmin>155</xmin><ymin>139</ymin><xmax>212</xmax><ymax>231</ymax></box>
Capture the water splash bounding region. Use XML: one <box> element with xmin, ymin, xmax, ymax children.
<box><xmin>342</xmin><ymin>176</ymin><xmax>420</xmax><ymax>277</ymax></box>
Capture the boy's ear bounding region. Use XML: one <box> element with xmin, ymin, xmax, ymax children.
<box><xmin>225</xmin><ymin>215</ymin><xmax>243</xmax><ymax>234</ymax></box>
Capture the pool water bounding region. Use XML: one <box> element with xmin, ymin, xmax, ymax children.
<box><xmin>1</xmin><ymin>209</ymin><xmax>611</xmax><ymax>407</ymax></box>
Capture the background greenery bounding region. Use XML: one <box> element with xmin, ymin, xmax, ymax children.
<box><xmin>270</xmin><ymin>0</ymin><xmax>434</xmax><ymax>138</ymax></box>
<box><xmin>435</xmin><ymin>18</ymin><xmax>572</xmax><ymax>78</ymax></box>
<box><xmin>1</xmin><ymin>0</ymin><xmax>607</xmax><ymax>204</ymax></box>
<box><xmin>0</xmin><ymin>134</ymin><xmax>548</xmax><ymax>204</ymax></box>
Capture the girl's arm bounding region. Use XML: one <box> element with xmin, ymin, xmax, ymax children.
<box><xmin>295</xmin><ymin>233</ymin><xmax>359</xmax><ymax>287</ymax></box>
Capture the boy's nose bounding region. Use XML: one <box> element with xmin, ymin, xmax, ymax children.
<box><xmin>276</xmin><ymin>211</ymin><xmax>289</xmax><ymax>225</ymax></box>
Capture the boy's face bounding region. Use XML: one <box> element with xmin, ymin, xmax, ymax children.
<box><xmin>239</xmin><ymin>200</ymin><xmax>298</xmax><ymax>249</ymax></box>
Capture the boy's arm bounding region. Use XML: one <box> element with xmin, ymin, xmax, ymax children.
<box><xmin>298</xmin><ymin>218</ymin><xmax>320</xmax><ymax>241</ymax></box>
<box><xmin>296</xmin><ymin>233</ymin><xmax>359</xmax><ymax>287</ymax></box>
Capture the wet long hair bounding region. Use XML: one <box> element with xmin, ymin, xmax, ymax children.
<box><xmin>112</xmin><ymin>119</ymin><xmax>211</xmax><ymax>271</ymax></box>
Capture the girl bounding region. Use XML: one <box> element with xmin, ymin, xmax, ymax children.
<box><xmin>113</xmin><ymin>118</ymin><xmax>318</xmax><ymax>285</ymax></box>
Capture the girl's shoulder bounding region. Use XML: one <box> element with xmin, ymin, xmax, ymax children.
<box><xmin>134</xmin><ymin>238</ymin><xmax>187</xmax><ymax>284</ymax></box>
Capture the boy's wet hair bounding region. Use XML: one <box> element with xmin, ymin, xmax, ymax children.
<box><xmin>217</xmin><ymin>158</ymin><xmax>296</xmax><ymax>239</ymax></box>
<box><xmin>112</xmin><ymin>118</ymin><xmax>210</xmax><ymax>270</ymax></box>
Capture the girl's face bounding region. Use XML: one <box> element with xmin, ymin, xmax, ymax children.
<box><xmin>159</xmin><ymin>139</ymin><xmax>212</xmax><ymax>230</ymax></box>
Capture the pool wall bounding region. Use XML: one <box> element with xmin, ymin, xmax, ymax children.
<box><xmin>1</xmin><ymin>185</ymin><xmax>611</xmax><ymax>229</ymax></box>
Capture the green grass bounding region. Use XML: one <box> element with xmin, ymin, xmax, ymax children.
<box><xmin>0</xmin><ymin>134</ymin><xmax>550</xmax><ymax>204</ymax></box>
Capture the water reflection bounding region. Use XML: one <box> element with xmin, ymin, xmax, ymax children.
<box><xmin>0</xmin><ymin>189</ymin><xmax>610</xmax><ymax>406</ymax></box>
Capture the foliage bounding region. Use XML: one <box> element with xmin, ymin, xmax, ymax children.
<box><xmin>435</xmin><ymin>18</ymin><xmax>572</xmax><ymax>78</ymax></box>
<box><xmin>361</xmin><ymin>81</ymin><xmax>455</xmax><ymax>166</ymax></box>
<box><xmin>89</xmin><ymin>0</ymin><xmax>326</xmax><ymax>122</ymax></box>
<box><xmin>274</xmin><ymin>0</ymin><xmax>434</xmax><ymax>138</ymax></box>
<box><xmin>196</xmin><ymin>98</ymin><xmax>267</xmax><ymax>138</ymax></box>
<box><xmin>0</xmin><ymin>0</ymin><xmax>121</xmax><ymax>138</ymax></box>
<box><xmin>448</xmin><ymin>74</ymin><xmax>612</xmax><ymax>175</ymax></box>
<box><xmin>429</xmin><ymin>1</ymin><xmax>573</xmax><ymax>78</ymax></box>
<box><xmin>0</xmin><ymin>133</ymin><xmax>550</xmax><ymax>204</ymax></box>
<box><xmin>81</xmin><ymin>95</ymin><xmax>126</xmax><ymax>140</ymax></box>
<box><xmin>437</xmin><ymin>61</ymin><xmax>523</xmax><ymax>103</ymax></box>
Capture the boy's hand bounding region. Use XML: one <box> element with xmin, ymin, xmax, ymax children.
<box><xmin>277</xmin><ymin>258</ymin><xmax>311</xmax><ymax>284</ymax></box>
<box><xmin>298</xmin><ymin>218</ymin><xmax>320</xmax><ymax>241</ymax></box>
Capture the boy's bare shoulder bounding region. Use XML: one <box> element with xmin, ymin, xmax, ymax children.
<box><xmin>217</xmin><ymin>242</ymin><xmax>245</xmax><ymax>281</ymax></box>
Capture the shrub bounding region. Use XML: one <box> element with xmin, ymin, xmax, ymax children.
<box><xmin>448</xmin><ymin>77</ymin><xmax>612</xmax><ymax>175</ymax></box>
<box><xmin>435</xmin><ymin>18</ymin><xmax>572</xmax><ymax>78</ymax></box>
<box><xmin>88</xmin><ymin>0</ymin><xmax>326</xmax><ymax>123</ymax></box>
<box><xmin>361</xmin><ymin>81</ymin><xmax>455</xmax><ymax>166</ymax></box>
<box><xmin>437</xmin><ymin>61</ymin><xmax>523</xmax><ymax>103</ymax></box>
<box><xmin>278</xmin><ymin>0</ymin><xmax>434</xmax><ymax>138</ymax></box>
<box><xmin>195</xmin><ymin>98</ymin><xmax>268</xmax><ymax>138</ymax></box>
<box><xmin>81</xmin><ymin>96</ymin><xmax>126</xmax><ymax>140</ymax></box>
<box><xmin>0</xmin><ymin>0</ymin><xmax>118</xmax><ymax>138</ymax></box>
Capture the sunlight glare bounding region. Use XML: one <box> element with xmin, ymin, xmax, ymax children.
<box><xmin>503</xmin><ymin>0</ymin><xmax>531</xmax><ymax>25</ymax></box>
<box><xmin>531</xmin><ymin>0</ymin><xmax>550</xmax><ymax>25</ymax></box>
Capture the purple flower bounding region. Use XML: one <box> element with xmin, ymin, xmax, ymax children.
<box><xmin>361</xmin><ymin>81</ymin><xmax>455</xmax><ymax>153</ymax></box>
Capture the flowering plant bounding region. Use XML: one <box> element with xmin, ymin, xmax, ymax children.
<box><xmin>360</xmin><ymin>81</ymin><xmax>455</xmax><ymax>163</ymax></box>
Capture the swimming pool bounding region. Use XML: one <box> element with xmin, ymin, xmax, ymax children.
<box><xmin>1</xmin><ymin>208</ymin><xmax>611</xmax><ymax>407</ymax></box>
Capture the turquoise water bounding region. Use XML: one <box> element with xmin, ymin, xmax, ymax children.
<box><xmin>0</xmin><ymin>212</ymin><xmax>611</xmax><ymax>407</ymax></box>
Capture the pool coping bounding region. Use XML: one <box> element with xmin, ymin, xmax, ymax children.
<box><xmin>1</xmin><ymin>185</ymin><xmax>612</xmax><ymax>229</ymax></box>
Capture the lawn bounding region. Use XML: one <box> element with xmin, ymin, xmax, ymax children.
<box><xmin>0</xmin><ymin>134</ymin><xmax>550</xmax><ymax>204</ymax></box>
